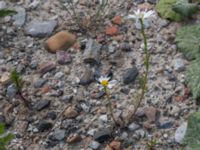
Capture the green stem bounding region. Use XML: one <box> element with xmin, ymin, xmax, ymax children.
<box><xmin>104</xmin><ymin>87</ymin><xmax>117</xmax><ymax>125</ymax></box>
<box><xmin>131</xmin><ymin>18</ymin><xmax>150</xmax><ymax>119</ymax></box>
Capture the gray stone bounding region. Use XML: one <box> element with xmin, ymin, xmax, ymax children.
<box><xmin>128</xmin><ymin>123</ymin><xmax>140</xmax><ymax>131</ymax></box>
<box><xmin>123</xmin><ymin>67</ymin><xmax>139</xmax><ymax>84</ymax></box>
<box><xmin>54</xmin><ymin>72</ymin><xmax>64</xmax><ymax>79</ymax></box>
<box><xmin>50</xmin><ymin>129</ymin><xmax>66</xmax><ymax>141</ymax></box>
<box><xmin>36</xmin><ymin>120</ymin><xmax>53</xmax><ymax>132</ymax></box>
<box><xmin>34</xmin><ymin>100</ymin><xmax>50</xmax><ymax>111</ymax></box>
<box><xmin>24</xmin><ymin>20</ymin><xmax>57</xmax><ymax>37</ymax></box>
<box><xmin>56</xmin><ymin>51</ymin><xmax>72</xmax><ymax>65</ymax></box>
<box><xmin>83</xmin><ymin>39</ymin><xmax>102</xmax><ymax>65</ymax></box>
<box><xmin>88</xmin><ymin>140</ymin><xmax>100</xmax><ymax>150</ymax></box>
<box><xmin>147</xmin><ymin>0</ymin><xmax>157</xmax><ymax>4</ymax></box>
<box><xmin>38</xmin><ymin>62</ymin><xmax>56</xmax><ymax>74</ymax></box>
<box><xmin>175</xmin><ymin>122</ymin><xmax>187</xmax><ymax>144</ymax></box>
<box><xmin>121</xmin><ymin>42</ymin><xmax>132</xmax><ymax>51</ymax></box>
<box><xmin>34</xmin><ymin>79</ymin><xmax>47</xmax><ymax>88</ymax></box>
<box><xmin>12</xmin><ymin>7</ymin><xmax>26</xmax><ymax>27</ymax></box>
<box><xmin>94</xmin><ymin>128</ymin><xmax>111</xmax><ymax>143</ymax></box>
<box><xmin>0</xmin><ymin>1</ymin><xmax>6</xmax><ymax>10</ymax></box>
<box><xmin>28</xmin><ymin>0</ymin><xmax>40</xmax><ymax>9</ymax></box>
<box><xmin>6</xmin><ymin>84</ymin><xmax>17</xmax><ymax>99</ymax></box>
<box><xmin>99</xmin><ymin>115</ymin><xmax>108</xmax><ymax>123</ymax></box>
<box><xmin>79</xmin><ymin>68</ymin><xmax>94</xmax><ymax>86</ymax></box>
<box><xmin>173</xmin><ymin>58</ymin><xmax>185</xmax><ymax>72</ymax></box>
<box><xmin>134</xmin><ymin>0</ymin><xmax>144</xmax><ymax>4</ymax></box>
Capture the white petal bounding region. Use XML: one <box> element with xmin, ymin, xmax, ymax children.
<box><xmin>128</xmin><ymin>14</ymin><xmax>137</xmax><ymax>19</ymax></box>
<box><xmin>98</xmin><ymin>76</ymin><xmax>110</xmax><ymax>83</ymax></box>
<box><xmin>107</xmin><ymin>80</ymin><xmax>117</xmax><ymax>89</ymax></box>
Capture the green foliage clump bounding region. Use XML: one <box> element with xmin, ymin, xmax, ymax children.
<box><xmin>172</xmin><ymin>0</ymin><xmax>198</xmax><ymax>18</ymax></box>
<box><xmin>155</xmin><ymin>0</ymin><xmax>183</xmax><ymax>21</ymax></box>
<box><xmin>175</xmin><ymin>25</ymin><xmax>200</xmax><ymax>60</ymax></box>
<box><xmin>0</xmin><ymin>123</ymin><xmax>14</xmax><ymax>150</ymax></box>
<box><xmin>186</xmin><ymin>60</ymin><xmax>200</xmax><ymax>100</ymax></box>
<box><xmin>10</xmin><ymin>70</ymin><xmax>23</xmax><ymax>92</ymax></box>
<box><xmin>0</xmin><ymin>9</ymin><xmax>16</xmax><ymax>17</ymax></box>
<box><xmin>183</xmin><ymin>110</ymin><xmax>200</xmax><ymax>150</ymax></box>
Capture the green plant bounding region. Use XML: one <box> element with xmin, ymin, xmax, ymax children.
<box><xmin>185</xmin><ymin>60</ymin><xmax>200</xmax><ymax>100</ymax></box>
<box><xmin>146</xmin><ymin>138</ymin><xmax>157</xmax><ymax>150</ymax></box>
<box><xmin>183</xmin><ymin>110</ymin><xmax>200</xmax><ymax>150</ymax></box>
<box><xmin>0</xmin><ymin>123</ymin><xmax>14</xmax><ymax>150</ymax></box>
<box><xmin>0</xmin><ymin>9</ymin><xmax>16</xmax><ymax>17</ymax></box>
<box><xmin>156</xmin><ymin>0</ymin><xmax>183</xmax><ymax>21</ymax></box>
<box><xmin>60</xmin><ymin>0</ymin><xmax>109</xmax><ymax>32</ymax></box>
<box><xmin>172</xmin><ymin>0</ymin><xmax>198</xmax><ymax>18</ymax></box>
<box><xmin>10</xmin><ymin>70</ymin><xmax>30</xmax><ymax>108</ymax></box>
<box><xmin>175</xmin><ymin>25</ymin><xmax>200</xmax><ymax>60</ymax></box>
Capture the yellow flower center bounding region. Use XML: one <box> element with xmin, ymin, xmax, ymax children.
<box><xmin>101</xmin><ymin>80</ymin><xmax>108</xmax><ymax>87</ymax></box>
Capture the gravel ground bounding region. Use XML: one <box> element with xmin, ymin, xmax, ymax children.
<box><xmin>0</xmin><ymin>0</ymin><xmax>199</xmax><ymax>150</ymax></box>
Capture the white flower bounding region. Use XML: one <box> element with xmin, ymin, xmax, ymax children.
<box><xmin>128</xmin><ymin>9</ymin><xmax>155</xmax><ymax>21</ymax></box>
<box><xmin>98</xmin><ymin>76</ymin><xmax>117</xmax><ymax>89</ymax></box>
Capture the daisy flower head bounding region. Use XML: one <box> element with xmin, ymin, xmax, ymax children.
<box><xmin>128</xmin><ymin>9</ymin><xmax>155</xmax><ymax>21</ymax></box>
<box><xmin>98</xmin><ymin>76</ymin><xmax>117</xmax><ymax>90</ymax></box>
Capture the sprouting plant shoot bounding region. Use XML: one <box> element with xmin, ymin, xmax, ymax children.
<box><xmin>0</xmin><ymin>123</ymin><xmax>14</xmax><ymax>150</ymax></box>
<box><xmin>10</xmin><ymin>70</ymin><xmax>30</xmax><ymax>108</ymax></box>
<box><xmin>0</xmin><ymin>9</ymin><xmax>16</xmax><ymax>18</ymax></box>
<box><xmin>146</xmin><ymin>138</ymin><xmax>157</xmax><ymax>150</ymax></box>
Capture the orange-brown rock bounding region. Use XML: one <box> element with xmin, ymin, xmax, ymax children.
<box><xmin>112</xmin><ymin>16</ymin><xmax>122</xmax><ymax>25</ymax></box>
<box><xmin>109</xmin><ymin>140</ymin><xmax>121</xmax><ymax>150</ymax></box>
<box><xmin>105</xmin><ymin>26</ymin><xmax>118</xmax><ymax>36</ymax></box>
<box><xmin>44</xmin><ymin>31</ymin><xmax>76</xmax><ymax>53</ymax></box>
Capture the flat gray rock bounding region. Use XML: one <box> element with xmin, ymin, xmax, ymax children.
<box><xmin>24</xmin><ymin>20</ymin><xmax>57</xmax><ymax>37</ymax></box>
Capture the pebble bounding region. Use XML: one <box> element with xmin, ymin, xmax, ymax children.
<box><xmin>24</xmin><ymin>20</ymin><xmax>57</xmax><ymax>37</ymax></box>
<box><xmin>0</xmin><ymin>72</ymin><xmax>10</xmax><ymax>85</ymax></box>
<box><xmin>144</xmin><ymin>106</ymin><xmax>159</xmax><ymax>122</ymax></box>
<box><xmin>79</xmin><ymin>69</ymin><xmax>94</xmax><ymax>86</ymax></box>
<box><xmin>109</xmin><ymin>140</ymin><xmax>121</xmax><ymax>150</ymax></box>
<box><xmin>123</xmin><ymin>67</ymin><xmax>139</xmax><ymax>84</ymax></box>
<box><xmin>12</xmin><ymin>7</ymin><xmax>26</xmax><ymax>27</ymax></box>
<box><xmin>121</xmin><ymin>42</ymin><xmax>132</xmax><ymax>51</ymax></box>
<box><xmin>175</xmin><ymin>122</ymin><xmax>187</xmax><ymax>144</ymax></box>
<box><xmin>34</xmin><ymin>79</ymin><xmax>47</xmax><ymax>88</ymax></box>
<box><xmin>45</xmin><ymin>31</ymin><xmax>76</xmax><ymax>53</ymax></box>
<box><xmin>99</xmin><ymin>115</ymin><xmax>108</xmax><ymax>123</ymax></box>
<box><xmin>173</xmin><ymin>58</ymin><xmax>185</xmax><ymax>72</ymax></box>
<box><xmin>33</xmin><ymin>100</ymin><xmax>50</xmax><ymax>111</ymax></box>
<box><xmin>38</xmin><ymin>62</ymin><xmax>56</xmax><ymax>75</ymax></box>
<box><xmin>36</xmin><ymin>120</ymin><xmax>53</xmax><ymax>132</ymax></box>
<box><xmin>46</xmin><ymin>111</ymin><xmax>57</xmax><ymax>120</ymax></box>
<box><xmin>94</xmin><ymin>128</ymin><xmax>111</xmax><ymax>143</ymax></box>
<box><xmin>54</xmin><ymin>72</ymin><xmax>64</xmax><ymax>79</ymax></box>
<box><xmin>128</xmin><ymin>122</ymin><xmax>140</xmax><ymax>131</ymax></box>
<box><xmin>63</xmin><ymin>106</ymin><xmax>78</xmax><ymax>119</ymax></box>
<box><xmin>88</xmin><ymin>140</ymin><xmax>100</xmax><ymax>150</ymax></box>
<box><xmin>56</xmin><ymin>51</ymin><xmax>72</xmax><ymax>65</ymax></box>
<box><xmin>50</xmin><ymin>129</ymin><xmax>66</xmax><ymax>141</ymax></box>
<box><xmin>147</xmin><ymin>0</ymin><xmax>157</xmax><ymax>4</ymax></box>
<box><xmin>6</xmin><ymin>84</ymin><xmax>17</xmax><ymax>99</ymax></box>
<box><xmin>0</xmin><ymin>1</ymin><xmax>6</xmax><ymax>9</ymax></box>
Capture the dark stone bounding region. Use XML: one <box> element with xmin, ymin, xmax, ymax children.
<box><xmin>0</xmin><ymin>115</ymin><xmax>5</xmax><ymax>123</ymax></box>
<box><xmin>157</xmin><ymin>121</ymin><xmax>174</xmax><ymax>129</ymax></box>
<box><xmin>94</xmin><ymin>128</ymin><xmax>112</xmax><ymax>143</ymax></box>
<box><xmin>121</xmin><ymin>42</ymin><xmax>132</xmax><ymax>51</ymax></box>
<box><xmin>134</xmin><ymin>0</ymin><xmax>144</xmax><ymax>4</ymax></box>
<box><xmin>36</xmin><ymin>120</ymin><xmax>53</xmax><ymax>132</ymax></box>
<box><xmin>34</xmin><ymin>79</ymin><xmax>47</xmax><ymax>88</ymax></box>
<box><xmin>147</xmin><ymin>0</ymin><xmax>157</xmax><ymax>4</ymax></box>
<box><xmin>34</xmin><ymin>100</ymin><xmax>50</xmax><ymax>111</ymax></box>
<box><xmin>6</xmin><ymin>84</ymin><xmax>17</xmax><ymax>99</ymax></box>
<box><xmin>46</xmin><ymin>111</ymin><xmax>57</xmax><ymax>120</ymax></box>
<box><xmin>123</xmin><ymin>67</ymin><xmax>139</xmax><ymax>84</ymax></box>
<box><xmin>56</xmin><ymin>51</ymin><xmax>72</xmax><ymax>65</ymax></box>
<box><xmin>93</xmin><ymin>91</ymin><xmax>105</xmax><ymax>99</ymax></box>
<box><xmin>79</xmin><ymin>69</ymin><xmax>94</xmax><ymax>86</ymax></box>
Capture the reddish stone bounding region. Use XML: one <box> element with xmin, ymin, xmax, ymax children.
<box><xmin>174</xmin><ymin>95</ymin><xmax>184</xmax><ymax>102</ymax></box>
<box><xmin>109</xmin><ymin>140</ymin><xmax>121</xmax><ymax>150</ymax></box>
<box><xmin>41</xmin><ymin>86</ymin><xmax>51</xmax><ymax>94</ymax></box>
<box><xmin>112</xmin><ymin>16</ymin><xmax>122</xmax><ymax>25</ymax></box>
<box><xmin>144</xmin><ymin>106</ymin><xmax>159</xmax><ymax>122</ymax></box>
<box><xmin>105</xmin><ymin>26</ymin><xmax>118</xmax><ymax>36</ymax></box>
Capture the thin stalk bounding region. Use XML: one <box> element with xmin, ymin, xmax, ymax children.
<box><xmin>104</xmin><ymin>87</ymin><xmax>118</xmax><ymax>125</ymax></box>
<box><xmin>131</xmin><ymin>18</ymin><xmax>150</xmax><ymax>119</ymax></box>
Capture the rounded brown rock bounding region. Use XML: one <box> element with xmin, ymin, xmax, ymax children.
<box><xmin>44</xmin><ymin>31</ymin><xmax>76</xmax><ymax>53</ymax></box>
